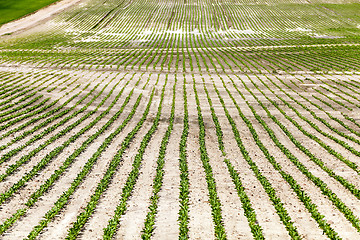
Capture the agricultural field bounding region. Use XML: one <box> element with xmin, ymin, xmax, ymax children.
<box><xmin>0</xmin><ymin>0</ymin><xmax>360</xmax><ymax>239</ymax></box>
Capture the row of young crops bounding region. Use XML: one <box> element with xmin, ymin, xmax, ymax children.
<box><xmin>1</xmin><ymin>0</ymin><xmax>360</xmax><ymax>239</ymax></box>
<box><xmin>2</xmin><ymin>44</ymin><xmax>360</xmax><ymax>74</ymax></box>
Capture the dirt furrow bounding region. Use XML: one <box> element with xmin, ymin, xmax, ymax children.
<box><xmin>150</xmin><ymin>74</ymin><xmax>183</xmax><ymax>239</ymax></box>
<box><xmin>185</xmin><ymin>77</ymin><xmax>215</xmax><ymax>239</ymax></box>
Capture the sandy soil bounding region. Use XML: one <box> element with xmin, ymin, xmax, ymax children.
<box><xmin>1</xmin><ymin>67</ymin><xmax>360</xmax><ymax>239</ymax></box>
<box><xmin>185</xmin><ymin>91</ymin><xmax>216</xmax><ymax>239</ymax></box>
